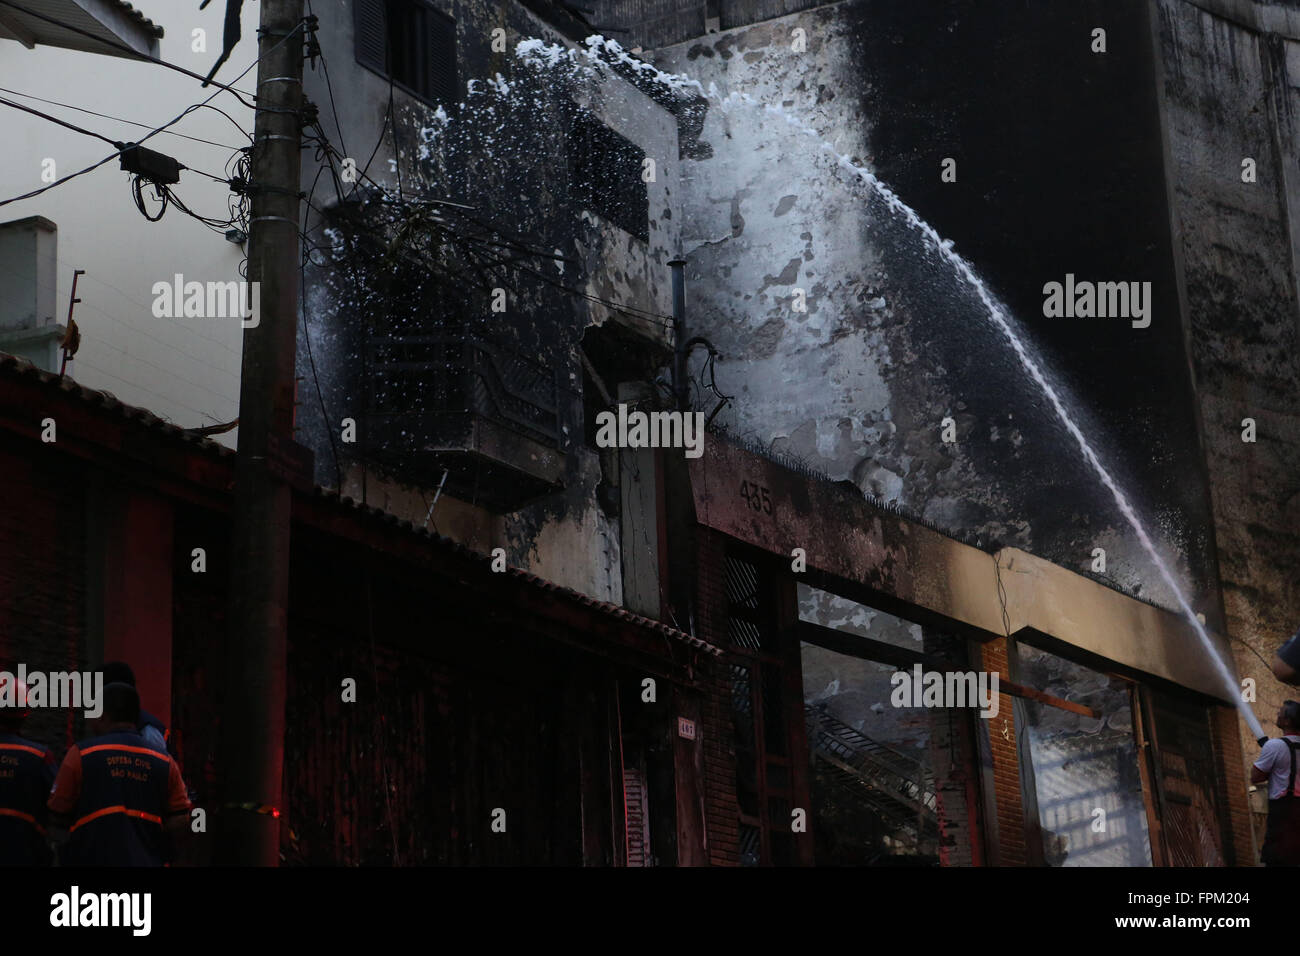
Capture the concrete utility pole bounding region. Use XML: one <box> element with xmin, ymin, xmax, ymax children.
<box><xmin>217</xmin><ymin>0</ymin><xmax>305</xmax><ymax>865</ymax></box>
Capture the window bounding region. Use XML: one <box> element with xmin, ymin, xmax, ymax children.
<box><xmin>354</xmin><ymin>0</ymin><xmax>457</xmax><ymax>107</ymax></box>
<box><xmin>570</xmin><ymin>114</ymin><xmax>650</xmax><ymax>242</ymax></box>
<box><xmin>797</xmin><ymin>584</ymin><xmax>982</xmax><ymax>865</ymax></box>
<box><xmin>1013</xmin><ymin>643</ymin><xmax>1153</xmax><ymax>866</ymax></box>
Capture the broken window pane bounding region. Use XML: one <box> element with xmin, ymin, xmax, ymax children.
<box><xmin>1014</xmin><ymin>643</ymin><xmax>1152</xmax><ymax>866</ymax></box>
<box><xmin>799</xmin><ymin>597</ymin><xmax>981</xmax><ymax>865</ymax></box>
<box><xmin>799</xmin><ymin>583</ymin><xmax>925</xmax><ymax>654</ymax></box>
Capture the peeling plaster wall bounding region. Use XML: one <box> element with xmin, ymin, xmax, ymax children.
<box><xmin>298</xmin><ymin>0</ymin><xmax>681</xmax><ymax>602</ymax></box>
<box><xmin>656</xmin><ymin>6</ymin><xmax>892</xmax><ymax>488</ymax></box>
<box><xmin>655</xmin><ymin>0</ymin><xmax>1223</xmax><ymax>620</ymax></box>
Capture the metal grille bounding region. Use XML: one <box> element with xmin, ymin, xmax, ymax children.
<box><xmin>1151</xmin><ymin>696</ymin><xmax>1226</xmax><ymax>867</ymax></box>
<box><xmin>728</xmin><ymin>617</ymin><xmax>763</xmax><ymax>650</ymax></box>
<box><xmin>724</xmin><ymin>555</ymin><xmax>761</xmax><ymax>609</ymax></box>
<box><xmin>623</xmin><ymin>765</ymin><xmax>651</xmax><ymax>867</ymax></box>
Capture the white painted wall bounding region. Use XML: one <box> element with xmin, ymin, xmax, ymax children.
<box><xmin>0</xmin><ymin>3</ymin><xmax>259</xmax><ymax>443</ymax></box>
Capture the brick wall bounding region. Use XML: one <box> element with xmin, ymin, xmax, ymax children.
<box><xmin>978</xmin><ymin>638</ymin><xmax>1028</xmax><ymax>865</ymax></box>
<box><xmin>1210</xmin><ymin>704</ymin><xmax>1258</xmax><ymax>865</ymax></box>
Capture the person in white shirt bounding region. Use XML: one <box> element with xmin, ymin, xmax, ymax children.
<box><xmin>1252</xmin><ymin>701</ymin><xmax>1300</xmax><ymax>865</ymax></box>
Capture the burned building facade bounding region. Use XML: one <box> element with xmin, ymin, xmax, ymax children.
<box><xmin>275</xmin><ymin>0</ymin><xmax>1285</xmax><ymax>866</ymax></box>
<box><xmin>0</xmin><ymin>0</ymin><xmax>1295</xmax><ymax>868</ymax></box>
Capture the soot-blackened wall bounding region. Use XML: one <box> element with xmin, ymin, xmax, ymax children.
<box><xmin>655</xmin><ymin>0</ymin><xmax>1221</xmax><ymax>618</ymax></box>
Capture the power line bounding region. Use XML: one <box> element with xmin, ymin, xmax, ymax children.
<box><xmin>0</xmin><ymin>0</ymin><xmax>260</xmax><ymax>108</ymax></box>
<box><xmin>0</xmin><ymin>278</ymin><xmax>240</xmax><ymax>421</ymax></box>
<box><xmin>1</xmin><ymin>92</ymin><xmax>248</xmax><ymax>231</ymax></box>
<box><xmin>0</xmin><ymin>151</ymin><xmax>122</xmax><ymax>210</ymax></box>
<box><xmin>305</xmin><ymin>0</ymin><xmax>346</xmax><ymax>159</ymax></box>
<box><xmin>298</xmin><ymin>159</ymin><xmax>343</xmax><ymax>490</ymax></box>
<box><xmin>0</xmin><ymin>21</ymin><xmax>303</xmax><ymax>211</ymax></box>
<box><xmin>0</xmin><ymin>225</ymin><xmax>247</xmax><ymax>365</ymax></box>
<box><xmin>0</xmin><ymin>255</ymin><xmax>245</xmax><ymax>378</ymax></box>
<box><xmin>0</xmin><ymin>96</ymin><xmax>125</xmax><ymax>148</ymax></box>
<box><xmin>0</xmin><ymin>86</ymin><xmax>249</xmax><ymax>150</ymax></box>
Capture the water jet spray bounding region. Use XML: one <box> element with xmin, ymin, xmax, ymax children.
<box><xmin>514</xmin><ymin>35</ymin><xmax>1265</xmax><ymax>741</ymax></box>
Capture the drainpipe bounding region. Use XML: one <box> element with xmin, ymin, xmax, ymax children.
<box><xmin>669</xmin><ymin>257</ymin><xmax>687</xmax><ymax>410</ymax></box>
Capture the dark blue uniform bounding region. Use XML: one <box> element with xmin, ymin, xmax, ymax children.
<box><xmin>0</xmin><ymin>732</ymin><xmax>55</xmax><ymax>865</ymax></box>
<box><xmin>48</xmin><ymin>729</ymin><xmax>190</xmax><ymax>867</ymax></box>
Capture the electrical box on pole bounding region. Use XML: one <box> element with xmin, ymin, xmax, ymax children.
<box><xmin>118</xmin><ymin>144</ymin><xmax>181</xmax><ymax>184</ymax></box>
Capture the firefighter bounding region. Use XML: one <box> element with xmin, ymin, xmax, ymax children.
<box><xmin>47</xmin><ymin>682</ymin><xmax>192</xmax><ymax>866</ymax></box>
<box><xmin>0</xmin><ymin>675</ymin><xmax>55</xmax><ymax>865</ymax></box>
<box><xmin>1253</xmin><ymin>700</ymin><xmax>1300</xmax><ymax>866</ymax></box>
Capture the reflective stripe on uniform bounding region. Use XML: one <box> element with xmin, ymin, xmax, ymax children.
<box><xmin>0</xmin><ymin>806</ymin><xmax>46</xmax><ymax>834</ymax></box>
<box><xmin>70</xmin><ymin>804</ymin><xmax>163</xmax><ymax>832</ymax></box>
<box><xmin>78</xmin><ymin>744</ymin><xmax>169</xmax><ymax>759</ymax></box>
<box><xmin>0</xmin><ymin>742</ymin><xmax>46</xmax><ymax>758</ymax></box>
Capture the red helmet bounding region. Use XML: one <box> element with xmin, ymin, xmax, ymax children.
<box><xmin>0</xmin><ymin>674</ymin><xmax>31</xmax><ymax>719</ymax></box>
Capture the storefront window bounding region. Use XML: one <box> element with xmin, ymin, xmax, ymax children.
<box><xmin>798</xmin><ymin>585</ymin><xmax>980</xmax><ymax>865</ymax></box>
<box><xmin>1014</xmin><ymin>644</ymin><xmax>1152</xmax><ymax>866</ymax></box>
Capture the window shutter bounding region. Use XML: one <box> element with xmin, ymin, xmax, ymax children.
<box><xmin>426</xmin><ymin>7</ymin><xmax>458</xmax><ymax>106</ymax></box>
<box><xmin>354</xmin><ymin>0</ymin><xmax>387</xmax><ymax>74</ymax></box>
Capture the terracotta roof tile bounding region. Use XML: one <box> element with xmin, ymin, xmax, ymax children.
<box><xmin>110</xmin><ymin>1</ymin><xmax>163</xmax><ymax>40</ymax></box>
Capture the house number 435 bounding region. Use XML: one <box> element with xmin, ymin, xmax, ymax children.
<box><xmin>739</xmin><ymin>481</ymin><xmax>772</xmax><ymax>514</ymax></box>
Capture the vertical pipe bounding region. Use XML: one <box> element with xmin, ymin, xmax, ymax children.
<box><xmin>669</xmin><ymin>257</ymin><xmax>687</xmax><ymax>410</ymax></box>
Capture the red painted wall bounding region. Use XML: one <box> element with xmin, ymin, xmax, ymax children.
<box><xmin>100</xmin><ymin>489</ymin><xmax>173</xmax><ymax>728</ymax></box>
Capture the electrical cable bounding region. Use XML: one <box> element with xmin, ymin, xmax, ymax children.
<box><xmin>1232</xmin><ymin>634</ymin><xmax>1278</xmax><ymax>674</ymax></box>
<box><xmin>0</xmin><ymin>96</ymin><xmax>126</xmax><ymax>148</ymax></box>
<box><xmin>0</xmin><ymin>0</ymin><xmax>261</xmax><ymax>107</ymax></box>
<box><xmin>0</xmin><ymin>96</ymin><xmax>243</xmax><ymax>228</ymax></box>
<box><xmin>0</xmin><ymin>22</ymin><xmax>304</xmax><ymax>213</ymax></box>
<box><xmin>0</xmin><ymin>85</ymin><xmax>248</xmax><ymax>150</ymax></box>
<box><xmin>994</xmin><ymin>551</ymin><xmax>1013</xmax><ymax>639</ymax></box>
<box><xmin>0</xmin><ymin>151</ymin><xmax>123</xmax><ymax>210</ymax></box>
<box><xmin>298</xmin><ymin>160</ymin><xmax>344</xmax><ymax>491</ymax></box>
<box><xmin>131</xmin><ymin>175</ymin><xmax>167</xmax><ymax>221</ymax></box>
<box><xmin>305</xmin><ymin>0</ymin><xmax>347</xmax><ymax>159</ymax></box>
<box><xmin>299</xmin><ymin>133</ymin><xmax>676</xmax><ymax>328</ymax></box>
